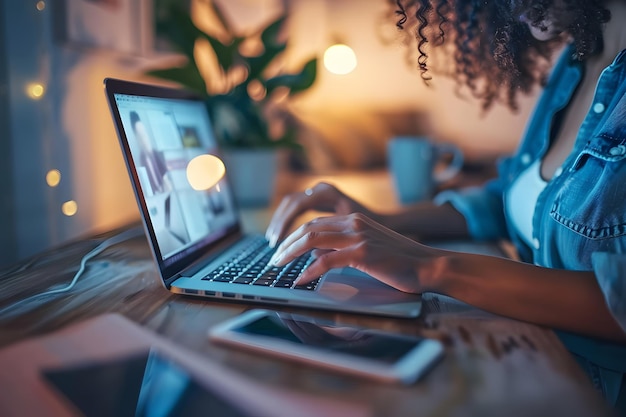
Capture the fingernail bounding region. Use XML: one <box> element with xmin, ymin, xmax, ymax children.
<box><xmin>269</xmin><ymin>252</ymin><xmax>283</xmax><ymax>266</ymax></box>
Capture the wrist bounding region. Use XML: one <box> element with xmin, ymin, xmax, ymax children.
<box><xmin>418</xmin><ymin>250</ymin><xmax>470</xmax><ymax>295</ymax></box>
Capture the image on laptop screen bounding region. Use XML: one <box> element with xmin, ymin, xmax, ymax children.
<box><xmin>113</xmin><ymin>93</ymin><xmax>238</xmax><ymax>266</ymax></box>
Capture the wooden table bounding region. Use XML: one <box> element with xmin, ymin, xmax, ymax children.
<box><xmin>0</xmin><ymin>169</ymin><xmax>614</xmax><ymax>417</ymax></box>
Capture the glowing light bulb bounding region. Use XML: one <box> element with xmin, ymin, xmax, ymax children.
<box><xmin>186</xmin><ymin>154</ymin><xmax>226</xmax><ymax>191</ymax></box>
<box><xmin>62</xmin><ymin>200</ymin><xmax>78</xmax><ymax>216</ymax></box>
<box><xmin>323</xmin><ymin>44</ymin><xmax>357</xmax><ymax>75</ymax></box>
<box><xmin>26</xmin><ymin>83</ymin><xmax>45</xmax><ymax>99</ymax></box>
<box><xmin>46</xmin><ymin>169</ymin><xmax>61</xmax><ymax>187</ymax></box>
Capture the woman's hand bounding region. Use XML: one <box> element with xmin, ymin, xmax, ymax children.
<box><xmin>265</xmin><ymin>182</ymin><xmax>380</xmax><ymax>248</ymax></box>
<box><xmin>268</xmin><ymin>212</ymin><xmax>444</xmax><ymax>294</ymax></box>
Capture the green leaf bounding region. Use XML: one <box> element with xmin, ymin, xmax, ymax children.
<box><xmin>199</xmin><ymin>32</ymin><xmax>243</xmax><ymax>72</ymax></box>
<box><xmin>146</xmin><ymin>2</ymin><xmax>318</xmax><ymax>151</ymax></box>
<box><xmin>272</xmin><ymin>127</ymin><xmax>303</xmax><ymax>150</ymax></box>
<box><xmin>146</xmin><ymin>64</ymin><xmax>207</xmax><ymax>96</ymax></box>
<box><xmin>264</xmin><ymin>57</ymin><xmax>317</xmax><ymax>96</ymax></box>
<box><xmin>155</xmin><ymin>3</ymin><xmax>201</xmax><ymax>61</ymax></box>
<box><xmin>206</xmin><ymin>94</ymin><xmax>271</xmax><ymax>147</ymax></box>
<box><xmin>244</xmin><ymin>16</ymin><xmax>287</xmax><ymax>80</ymax></box>
<box><xmin>196</xmin><ymin>2</ymin><xmax>246</xmax><ymax>73</ymax></box>
<box><xmin>246</xmin><ymin>43</ymin><xmax>286</xmax><ymax>81</ymax></box>
<box><xmin>260</xmin><ymin>16</ymin><xmax>286</xmax><ymax>47</ymax></box>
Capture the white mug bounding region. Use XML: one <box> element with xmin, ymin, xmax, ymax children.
<box><xmin>387</xmin><ymin>136</ymin><xmax>463</xmax><ymax>204</ymax></box>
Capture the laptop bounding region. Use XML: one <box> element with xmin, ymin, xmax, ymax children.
<box><xmin>104</xmin><ymin>78</ymin><xmax>422</xmax><ymax>318</ymax></box>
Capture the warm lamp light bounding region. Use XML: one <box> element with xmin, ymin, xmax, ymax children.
<box><xmin>36</xmin><ymin>1</ymin><xmax>46</xmax><ymax>11</ymax></box>
<box><xmin>323</xmin><ymin>44</ymin><xmax>357</xmax><ymax>75</ymax></box>
<box><xmin>186</xmin><ymin>154</ymin><xmax>226</xmax><ymax>191</ymax></box>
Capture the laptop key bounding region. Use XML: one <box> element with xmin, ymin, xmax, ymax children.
<box><xmin>293</xmin><ymin>277</ymin><xmax>320</xmax><ymax>291</ymax></box>
<box><xmin>213</xmin><ymin>276</ymin><xmax>234</xmax><ymax>283</ymax></box>
<box><xmin>252</xmin><ymin>278</ymin><xmax>273</xmax><ymax>286</ymax></box>
<box><xmin>282</xmin><ymin>272</ymin><xmax>299</xmax><ymax>279</ymax></box>
<box><xmin>201</xmin><ymin>272</ymin><xmax>221</xmax><ymax>281</ymax></box>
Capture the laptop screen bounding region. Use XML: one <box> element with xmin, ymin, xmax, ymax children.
<box><xmin>106</xmin><ymin>79</ymin><xmax>240</xmax><ymax>276</ymax></box>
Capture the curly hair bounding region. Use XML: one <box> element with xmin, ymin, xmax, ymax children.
<box><xmin>391</xmin><ymin>0</ymin><xmax>612</xmax><ymax>111</ymax></box>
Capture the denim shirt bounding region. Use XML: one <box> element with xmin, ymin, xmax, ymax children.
<box><xmin>435</xmin><ymin>45</ymin><xmax>626</xmax><ymax>406</ymax></box>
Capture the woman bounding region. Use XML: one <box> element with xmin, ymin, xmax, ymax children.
<box><xmin>266</xmin><ymin>0</ymin><xmax>626</xmax><ymax>409</ymax></box>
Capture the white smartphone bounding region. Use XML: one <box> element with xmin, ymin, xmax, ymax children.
<box><xmin>208</xmin><ymin>309</ymin><xmax>444</xmax><ymax>384</ymax></box>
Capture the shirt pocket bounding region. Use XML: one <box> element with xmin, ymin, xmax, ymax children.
<box><xmin>549</xmin><ymin>136</ymin><xmax>626</xmax><ymax>241</ymax></box>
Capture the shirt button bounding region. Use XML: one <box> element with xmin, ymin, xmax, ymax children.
<box><xmin>609</xmin><ymin>145</ymin><xmax>626</xmax><ymax>156</ymax></box>
<box><xmin>592</xmin><ymin>102</ymin><xmax>605</xmax><ymax>114</ymax></box>
<box><xmin>532</xmin><ymin>238</ymin><xmax>540</xmax><ymax>250</ymax></box>
<box><xmin>554</xmin><ymin>167</ymin><xmax>563</xmax><ymax>177</ymax></box>
<box><xmin>521</xmin><ymin>153</ymin><xmax>531</xmax><ymax>165</ymax></box>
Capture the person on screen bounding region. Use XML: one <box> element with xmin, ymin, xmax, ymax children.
<box><xmin>266</xmin><ymin>0</ymin><xmax>626</xmax><ymax>410</ymax></box>
<box><xmin>130</xmin><ymin>111</ymin><xmax>168</xmax><ymax>195</ymax></box>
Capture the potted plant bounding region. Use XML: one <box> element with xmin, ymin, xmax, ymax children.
<box><xmin>146</xmin><ymin>0</ymin><xmax>317</xmax><ymax>206</ymax></box>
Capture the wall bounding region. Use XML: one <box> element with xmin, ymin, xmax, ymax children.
<box><xmin>0</xmin><ymin>1</ymin><xmax>144</xmax><ymax>268</ymax></box>
<box><xmin>0</xmin><ymin>0</ymin><xmax>16</xmax><ymax>267</ymax></box>
<box><xmin>2</xmin><ymin>1</ymin><xmax>57</xmax><ymax>268</ymax></box>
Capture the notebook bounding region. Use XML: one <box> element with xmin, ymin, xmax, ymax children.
<box><xmin>104</xmin><ymin>78</ymin><xmax>421</xmax><ymax>318</ymax></box>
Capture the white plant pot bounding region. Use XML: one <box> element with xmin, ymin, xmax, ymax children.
<box><xmin>221</xmin><ymin>149</ymin><xmax>280</xmax><ymax>207</ymax></box>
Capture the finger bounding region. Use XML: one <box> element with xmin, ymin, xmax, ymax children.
<box><xmin>265</xmin><ymin>196</ymin><xmax>302</xmax><ymax>247</ymax></box>
<box><xmin>270</xmin><ymin>214</ymin><xmax>357</xmax><ymax>264</ymax></box>
<box><xmin>266</xmin><ymin>182</ymin><xmax>343</xmax><ymax>247</ymax></box>
<box><xmin>276</xmin><ymin>212</ymin><xmax>386</xmax><ymax>256</ymax></box>
<box><xmin>266</xmin><ymin>188</ymin><xmax>320</xmax><ymax>247</ymax></box>
<box><xmin>294</xmin><ymin>249</ymin><xmax>356</xmax><ymax>286</ymax></box>
<box><xmin>271</xmin><ymin>230</ymin><xmax>356</xmax><ymax>267</ymax></box>
<box><xmin>275</xmin><ymin>215</ymin><xmax>347</xmax><ymax>251</ymax></box>
<box><xmin>311</xmin><ymin>248</ymin><xmax>332</xmax><ymax>259</ymax></box>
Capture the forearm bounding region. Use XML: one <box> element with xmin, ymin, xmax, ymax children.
<box><xmin>378</xmin><ymin>202</ymin><xmax>470</xmax><ymax>241</ymax></box>
<box><xmin>427</xmin><ymin>252</ymin><xmax>626</xmax><ymax>342</ymax></box>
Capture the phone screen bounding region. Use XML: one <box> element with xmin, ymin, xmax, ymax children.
<box><xmin>233</xmin><ymin>313</ymin><xmax>423</xmax><ymax>364</ymax></box>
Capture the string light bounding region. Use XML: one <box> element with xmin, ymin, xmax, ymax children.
<box><xmin>36</xmin><ymin>1</ymin><xmax>46</xmax><ymax>11</ymax></box>
<box><xmin>62</xmin><ymin>200</ymin><xmax>78</xmax><ymax>217</ymax></box>
<box><xmin>46</xmin><ymin>169</ymin><xmax>61</xmax><ymax>187</ymax></box>
<box><xmin>26</xmin><ymin>83</ymin><xmax>45</xmax><ymax>100</ymax></box>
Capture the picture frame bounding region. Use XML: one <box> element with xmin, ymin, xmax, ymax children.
<box><xmin>57</xmin><ymin>0</ymin><xmax>153</xmax><ymax>55</ymax></box>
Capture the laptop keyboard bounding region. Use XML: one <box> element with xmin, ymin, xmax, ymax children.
<box><xmin>201</xmin><ymin>236</ymin><xmax>320</xmax><ymax>290</ymax></box>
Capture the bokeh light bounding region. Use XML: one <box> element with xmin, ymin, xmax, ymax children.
<box><xmin>323</xmin><ymin>44</ymin><xmax>357</xmax><ymax>75</ymax></box>
<box><xmin>46</xmin><ymin>169</ymin><xmax>61</xmax><ymax>187</ymax></box>
<box><xmin>26</xmin><ymin>83</ymin><xmax>45</xmax><ymax>100</ymax></box>
<box><xmin>62</xmin><ymin>200</ymin><xmax>78</xmax><ymax>216</ymax></box>
<box><xmin>186</xmin><ymin>154</ymin><xmax>226</xmax><ymax>191</ymax></box>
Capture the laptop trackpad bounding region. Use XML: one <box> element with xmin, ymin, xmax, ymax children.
<box><xmin>317</xmin><ymin>267</ymin><xmax>420</xmax><ymax>304</ymax></box>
